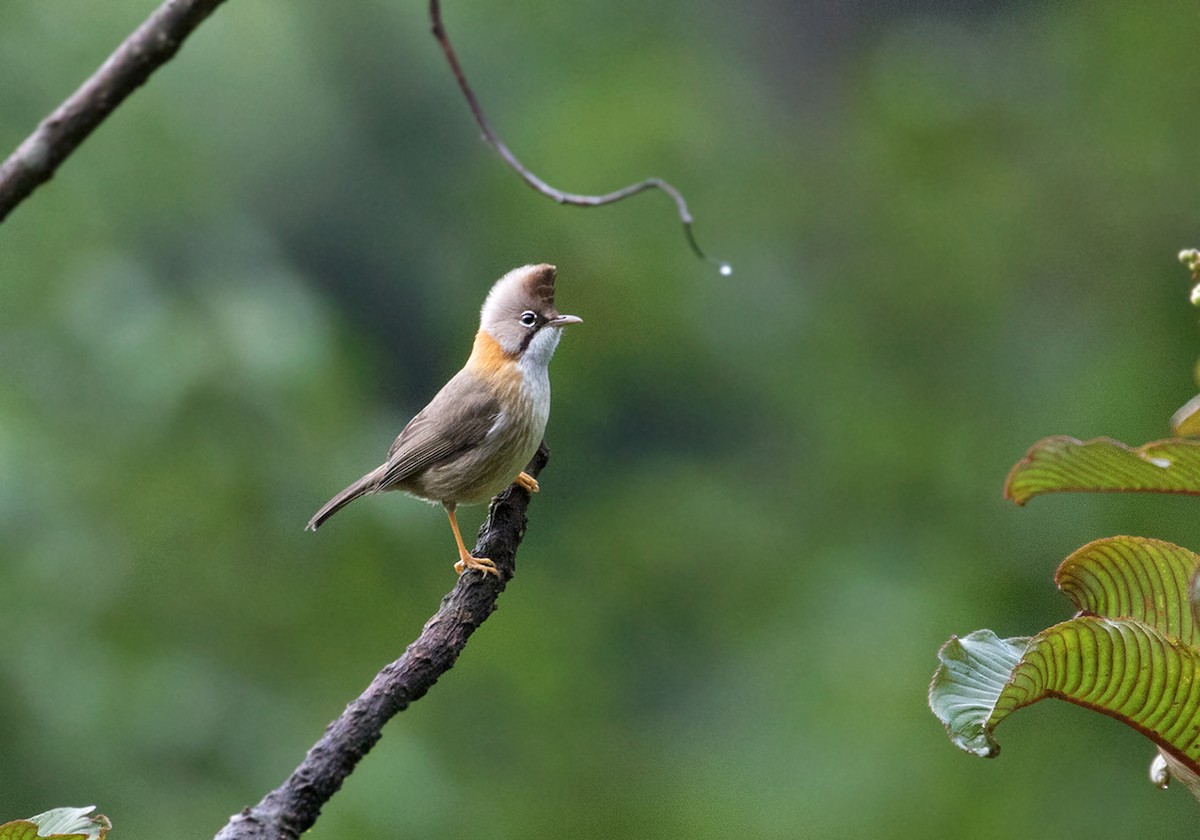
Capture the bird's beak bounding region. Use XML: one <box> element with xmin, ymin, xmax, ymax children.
<box><xmin>549</xmin><ymin>314</ymin><xmax>582</xmax><ymax>327</ymax></box>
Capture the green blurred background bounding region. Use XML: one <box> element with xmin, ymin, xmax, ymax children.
<box><xmin>4</xmin><ymin>1</ymin><xmax>1200</xmax><ymax>836</ymax></box>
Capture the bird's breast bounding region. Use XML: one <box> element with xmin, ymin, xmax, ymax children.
<box><xmin>465</xmin><ymin>330</ymin><xmax>551</xmax><ymax>431</ymax></box>
<box><xmin>486</xmin><ymin>359</ymin><xmax>550</xmax><ymax>463</ymax></box>
<box><xmin>422</xmin><ymin>340</ymin><xmax>551</xmax><ymax>505</ymax></box>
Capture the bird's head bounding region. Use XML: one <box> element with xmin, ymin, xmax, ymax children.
<box><xmin>478</xmin><ymin>264</ymin><xmax>581</xmax><ymax>367</ymax></box>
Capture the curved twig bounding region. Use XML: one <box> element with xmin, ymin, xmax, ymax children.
<box><xmin>0</xmin><ymin>0</ymin><xmax>228</xmax><ymax>223</ymax></box>
<box><xmin>430</xmin><ymin>0</ymin><xmax>730</xmax><ymax>275</ymax></box>
<box><xmin>212</xmin><ymin>443</ymin><xmax>551</xmax><ymax>840</ymax></box>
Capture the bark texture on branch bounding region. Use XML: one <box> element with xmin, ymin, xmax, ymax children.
<box><xmin>213</xmin><ymin>442</ymin><xmax>551</xmax><ymax>840</ymax></box>
<box><xmin>0</xmin><ymin>0</ymin><xmax>228</xmax><ymax>222</ymax></box>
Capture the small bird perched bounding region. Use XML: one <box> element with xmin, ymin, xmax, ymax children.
<box><xmin>307</xmin><ymin>263</ymin><xmax>580</xmax><ymax>578</ymax></box>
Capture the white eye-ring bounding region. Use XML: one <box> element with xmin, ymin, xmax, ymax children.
<box><xmin>519</xmin><ymin>311</ymin><xmax>537</xmax><ymax>327</ymax></box>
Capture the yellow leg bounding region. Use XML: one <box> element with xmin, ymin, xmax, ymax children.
<box><xmin>445</xmin><ymin>504</ymin><xmax>498</xmax><ymax>578</ymax></box>
<box><xmin>515</xmin><ymin>471</ymin><xmax>540</xmax><ymax>494</ymax></box>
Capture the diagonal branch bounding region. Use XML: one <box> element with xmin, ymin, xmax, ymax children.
<box><xmin>212</xmin><ymin>442</ymin><xmax>551</xmax><ymax>840</ymax></box>
<box><xmin>429</xmin><ymin>0</ymin><xmax>730</xmax><ymax>275</ymax></box>
<box><xmin>0</xmin><ymin>0</ymin><xmax>228</xmax><ymax>224</ymax></box>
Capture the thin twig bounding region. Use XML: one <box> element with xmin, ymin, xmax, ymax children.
<box><xmin>0</xmin><ymin>0</ymin><xmax>228</xmax><ymax>224</ymax></box>
<box><xmin>429</xmin><ymin>0</ymin><xmax>730</xmax><ymax>275</ymax></box>
<box><xmin>212</xmin><ymin>443</ymin><xmax>551</xmax><ymax>840</ymax></box>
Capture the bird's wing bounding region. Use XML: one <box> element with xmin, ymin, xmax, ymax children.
<box><xmin>377</xmin><ymin>371</ymin><xmax>502</xmax><ymax>489</ymax></box>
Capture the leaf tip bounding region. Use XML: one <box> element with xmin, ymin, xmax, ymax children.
<box><xmin>929</xmin><ymin>630</ymin><xmax>1026</xmax><ymax>759</ymax></box>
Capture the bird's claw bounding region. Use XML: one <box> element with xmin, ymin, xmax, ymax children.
<box><xmin>515</xmin><ymin>471</ymin><xmax>540</xmax><ymax>494</ymax></box>
<box><xmin>455</xmin><ymin>554</ymin><xmax>500</xmax><ymax>579</ymax></box>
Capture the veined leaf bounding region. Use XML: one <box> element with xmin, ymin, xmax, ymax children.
<box><xmin>931</xmin><ymin>616</ymin><xmax>1200</xmax><ymax>782</ymax></box>
<box><xmin>1004</xmin><ymin>436</ymin><xmax>1200</xmax><ymax>505</ymax></box>
<box><xmin>1055</xmin><ymin>536</ymin><xmax>1200</xmax><ymax>646</ymax></box>
<box><xmin>929</xmin><ymin>629</ymin><xmax>1029</xmax><ymax>757</ymax></box>
<box><xmin>0</xmin><ymin>823</ymin><xmax>41</xmax><ymax>840</ymax></box>
<box><xmin>29</xmin><ymin>809</ymin><xmax>108</xmax><ymax>840</ymax></box>
<box><xmin>0</xmin><ymin>807</ymin><xmax>110</xmax><ymax>840</ymax></box>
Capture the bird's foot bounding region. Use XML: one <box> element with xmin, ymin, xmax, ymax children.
<box><xmin>515</xmin><ymin>471</ymin><xmax>540</xmax><ymax>494</ymax></box>
<box><xmin>455</xmin><ymin>554</ymin><xmax>500</xmax><ymax>579</ymax></box>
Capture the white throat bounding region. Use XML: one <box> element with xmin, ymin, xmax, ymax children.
<box><xmin>522</xmin><ymin>326</ymin><xmax>563</xmax><ymax>372</ymax></box>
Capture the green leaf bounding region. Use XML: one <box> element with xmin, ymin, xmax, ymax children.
<box><xmin>932</xmin><ymin>616</ymin><xmax>1200</xmax><ymax>779</ymax></box>
<box><xmin>0</xmin><ymin>822</ymin><xmax>40</xmax><ymax>840</ymax></box>
<box><xmin>0</xmin><ymin>808</ymin><xmax>110</xmax><ymax>840</ymax></box>
<box><xmin>1055</xmin><ymin>536</ymin><xmax>1200</xmax><ymax>646</ymax></box>
<box><xmin>995</xmin><ymin>617</ymin><xmax>1200</xmax><ymax>774</ymax></box>
<box><xmin>1004</xmin><ymin>436</ymin><xmax>1200</xmax><ymax>505</ymax></box>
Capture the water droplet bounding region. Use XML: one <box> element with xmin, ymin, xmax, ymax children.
<box><xmin>718</xmin><ymin>262</ymin><xmax>732</xmax><ymax>277</ymax></box>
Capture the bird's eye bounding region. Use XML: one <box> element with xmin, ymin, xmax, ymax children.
<box><xmin>519</xmin><ymin>311</ymin><xmax>538</xmax><ymax>327</ymax></box>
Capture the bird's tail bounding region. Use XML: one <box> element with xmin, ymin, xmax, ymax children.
<box><xmin>306</xmin><ymin>465</ymin><xmax>386</xmax><ymax>531</ymax></box>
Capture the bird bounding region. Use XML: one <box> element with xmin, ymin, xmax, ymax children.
<box><xmin>306</xmin><ymin>263</ymin><xmax>580</xmax><ymax>578</ymax></box>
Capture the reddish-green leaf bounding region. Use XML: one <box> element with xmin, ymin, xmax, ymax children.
<box><xmin>0</xmin><ymin>822</ymin><xmax>40</xmax><ymax>840</ymax></box>
<box><xmin>931</xmin><ymin>617</ymin><xmax>1200</xmax><ymax>782</ymax></box>
<box><xmin>1055</xmin><ymin>536</ymin><xmax>1200</xmax><ymax>646</ymax></box>
<box><xmin>1004</xmin><ymin>436</ymin><xmax>1200</xmax><ymax>505</ymax></box>
<box><xmin>930</xmin><ymin>536</ymin><xmax>1200</xmax><ymax>796</ymax></box>
<box><xmin>991</xmin><ymin>616</ymin><xmax>1200</xmax><ymax>776</ymax></box>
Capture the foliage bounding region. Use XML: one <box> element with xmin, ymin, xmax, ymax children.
<box><xmin>0</xmin><ymin>807</ymin><xmax>110</xmax><ymax>840</ymax></box>
<box><xmin>932</xmin><ymin>538</ymin><xmax>1200</xmax><ymax>796</ymax></box>
<box><xmin>931</xmin><ymin>256</ymin><xmax>1200</xmax><ymax>802</ymax></box>
<box><xmin>1006</xmin><ymin>438</ymin><xmax>1200</xmax><ymax>505</ymax></box>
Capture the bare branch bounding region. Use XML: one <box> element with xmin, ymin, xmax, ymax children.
<box><xmin>429</xmin><ymin>0</ymin><xmax>730</xmax><ymax>275</ymax></box>
<box><xmin>0</xmin><ymin>0</ymin><xmax>228</xmax><ymax>224</ymax></box>
<box><xmin>212</xmin><ymin>443</ymin><xmax>551</xmax><ymax>840</ymax></box>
